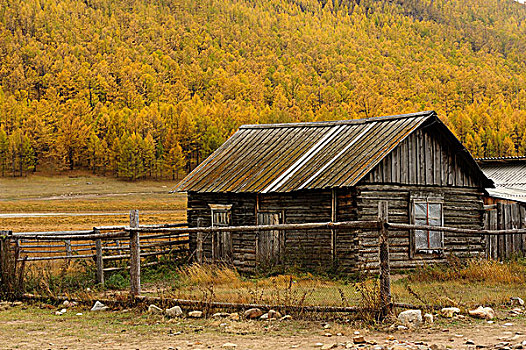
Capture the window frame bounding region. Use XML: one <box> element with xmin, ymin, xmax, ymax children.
<box><xmin>209</xmin><ymin>204</ymin><xmax>232</xmax><ymax>227</ymax></box>
<box><xmin>409</xmin><ymin>195</ymin><xmax>444</xmax><ymax>257</ymax></box>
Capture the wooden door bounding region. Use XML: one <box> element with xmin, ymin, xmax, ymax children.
<box><xmin>211</xmin><ymin>209</ymin><xmax>232</xmax><ymax>263</ymax></box>
<box><xmin>257</xmin><ymin>212</ymin><xmax>283</xmax><ymax>265</ymax></box>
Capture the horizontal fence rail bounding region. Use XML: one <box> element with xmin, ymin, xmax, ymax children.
<box><xmin>2</xmin><ymin>202</ymin><xmax>526</xmax><ymax>313</ymax></box>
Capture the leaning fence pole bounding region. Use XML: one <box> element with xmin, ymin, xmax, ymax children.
<box><xmin>94</xmin><ymin>228</ymin><xmax>104</xmax><ymax>285</ymax></box>
<box><xmin>378</xmin><ymin>201</ymin><xmax>392</xmax><ymax>317</ymax></box>
<box><xmin>129</xmin><ymin>210</ymin><xmax>141</xmax><ymax>296</ymax></box>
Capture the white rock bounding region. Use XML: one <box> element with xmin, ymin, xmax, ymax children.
<box><xmin>148</xmin><ymin>304</ymin><xmax>163</xmax><ymax>314</ymax></box>
<box><xmin>244</xmin><ymin>308</ymin><xmax>263</xmax><ymax>319</ymax></box>
<box><xmin>166</xmin><ymin>306</ymin><xmax>183</xmax><ymax>317</ymax></box>
<box><xmin>90</xmin><ymin>301</ymin><xmax>109</xmax><ymax>312</ymax></box>
<box><xmin>424</xmin><ymin>313</ymin><xmax>434</xmax><ymax>324</ymax></box>
<box><xmin>188</xmin><ymin>310</ymin><xmax>203</xmax><ymax>318</ymax></box>
<box><xmin>267</xmin><ymin>309</ymin><xmax>282</xmax><ymax>319</ymax></box>
<box><xmin>441</xmin><ymin>307</ymin><xmax>460</xmax><ymax>318</ymax></box>
<box><xmin>468</xmin><ymin>306</ymin><xmax>495</xmax><ymax>320</ymax></box>
<box><xmin>321</xmin><ymin>344</ymin><xmax>337</xmax><ymax>350</ymax></box>
<box><xmin>62</xmin><ymin>300</ymin><xmax>72</xmax><ymax>307</ymax></box>
<box><xmin>229</xmin><ymin>313</ymin><xmax>240</xmax><ymax>321</ymax></box>
<box><xmin>511</xmin><ymin>297</ymin><xmax>525</xmax><ymax>306</ymax></box>
<box><xmin>280</xmin><ymin>315</ymin><xmax>292</xmax><ymax>321</ymax></box>
<box><xmin>398</xmin><ymin>309</ymin><xmax>423</xmax><ymax>328</ymax></box>
<box><xmin>75</xmin><ymin>313</ymin><xmax>83</xmax><ymax>316</ymax></box>
<box><xmin>222</xmin><ymin>343</ymin><xmax>237</xmax><ymax>349</ymax></box>
<box><xmin>59</xmin><ymin>308</ymin><xmax>67</xmax><ymax>314</ymax></box>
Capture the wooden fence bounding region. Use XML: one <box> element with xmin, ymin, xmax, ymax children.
<box><xmin>484</xmin><ymin>202</ymin><xmax>526</xmax><ymax>259</ymax></box>
<box><xmin>3</xmin><ymin>202</ymin><xmax>526</xmax><ymax>312</ymax></box>
<box><xmin>1</xmin><ymin>210</ymin><xmax>189</xmax><ymax>295</ymax></box>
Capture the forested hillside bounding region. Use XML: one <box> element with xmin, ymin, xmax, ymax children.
<box><xmin>1</xmin><ymin>0</ymin><xmax>526</xmax><ymax>179</ymax></box>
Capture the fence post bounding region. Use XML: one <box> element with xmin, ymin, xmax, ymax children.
<box><xmin>129</xmin><ymin>209</ymin><xmax>141</xmax><ymax>296</ymax></box>
<box><xmin>65</xmin><ymin>240</ymin><xmax>72</xmax><ymax>257</ymax></box>
<box><xmin>378</xmin><ymin>201</ymin><xmax>392</xmax><ymax>317</ymax></box>
<box><xmin>196</xmin><ymin>218</ymin><xmax>204</xmax><ymax>264</ymax></box>
<box><xmin>94</xmin><ymin>228</ymin><xmax>104</xmax><ymax>285</ymax></box>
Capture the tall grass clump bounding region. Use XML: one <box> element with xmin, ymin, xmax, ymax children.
<box><xmin>176</xmin><ymin>263</ymin><xmax>243</xmax><ymax>288</ymax></box>
<box><xmin>409</xmin><ymin>258</ymin><xmax>526</xmax><ymax>284</ymax></box>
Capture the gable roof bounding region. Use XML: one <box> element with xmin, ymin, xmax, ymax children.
<box><xmin>175</xmin><ymin>111</ymin><xmax>492</xmax><ymax>193</ymax></box>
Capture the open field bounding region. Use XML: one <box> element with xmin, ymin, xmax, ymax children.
<box><xmin>0</xmin><ymin>174</ymin><xmax>187</xmax><ymax>232</ymax></box>
<box><xmin>0</xmin><ymin>301</ymin><xmax>525</xmax><ymax>350</ymax></box>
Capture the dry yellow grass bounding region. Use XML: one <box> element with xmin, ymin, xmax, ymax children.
<box><xmin>0</xmin><ymin>174</ymin><xmax>187</xmax><ymax>232</ymax></box>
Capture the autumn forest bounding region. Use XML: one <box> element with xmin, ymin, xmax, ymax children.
<box><xmin>1</xmin><ymin>0</ymin><xmax>526</xmax><ymax>180</ymax></box>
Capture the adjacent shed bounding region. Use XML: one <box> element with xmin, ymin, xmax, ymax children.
<box><xmin>478</xmin><ymin>157</ymin><xmax>526</xmax><ymax>259</ymax></box>
<box><xmin>175</xmin><ymin>111</ymin><xmax>493</xmax><ymax>273</ymax></box>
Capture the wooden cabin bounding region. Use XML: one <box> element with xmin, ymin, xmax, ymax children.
<box><xmin>477</xmin><ymin>157</ymin><xmax>526</xmax><ymax>259</ymax></box>
<box><xmin>175</xmin><ymin>111</ymin><xmax>493</xmax><ymax>273</ymax></box>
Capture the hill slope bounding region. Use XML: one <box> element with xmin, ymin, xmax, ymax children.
<box><xmin>0</xmin><ymin>0</ymin><xmax>525</xmax><ymax>178</ymax></box>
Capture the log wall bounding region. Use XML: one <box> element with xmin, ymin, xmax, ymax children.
<box><xmin>363</xmin><ymin>128</ymin><xmax>481</xmax><ymax>188</ymax></box>
<box><xmin>355</xmin><ymin>184</ymin><xmax>485</xmax><ymax>271</ymax></box>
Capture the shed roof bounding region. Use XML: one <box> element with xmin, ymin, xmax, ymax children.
<box><xmin>478</xmin><ymin>157</ymin><xmax>526</xmax><ymax>203</ymax></box>
<box><xmin>175</xmin><ymin>111</ymin><xmax>491</xmax><ymax>193</ymax></box>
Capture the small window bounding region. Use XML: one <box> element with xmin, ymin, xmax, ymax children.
<box><xmin>411</xmin><ymin>198</ymin><xmax>444</xmax><ymax>254</ymax></box>
<box><xmin>209</xmin><ymin>204</ymin><xmax>232</xmax><ymax>227</ymax></box>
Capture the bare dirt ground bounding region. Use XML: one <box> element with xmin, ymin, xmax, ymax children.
<box><xmin>0</xmin><ymin>302</ymin><xmax>525</xmax><ymax>350</ymax></box>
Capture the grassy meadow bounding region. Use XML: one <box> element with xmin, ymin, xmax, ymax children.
<box><xmin>0</xmin><ymin>174</ymin><xmax>187</xmax><ymax>232</ymax></box>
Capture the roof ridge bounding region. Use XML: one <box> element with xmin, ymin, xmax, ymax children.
<box><xmin>240</xmin><ymin>110</ymin><xmax>436</xmax><ymax>129</ymax></box>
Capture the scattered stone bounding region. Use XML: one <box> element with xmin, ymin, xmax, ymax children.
<box><xmin>148</xmin><ymin>304</ymin><xmax>163</xmax><ymax>314</ymax></box>
<box><xmin>511</xmin><ymin>297</ymin><xmax>525</xmax><ymax>306</ymax></box>
<box><xmin>504</xmin><ymin>323</ymin><xmax>514</xmax><ymax>327</ymax></box>
<box><xmin>397</xmin><ymin>325</ymin><xmax>408</xmax><ymax>331</ymax></box>
<box><xmin>244</xmin><ymin>308</ymin><xmax>263</xmax><ymax>319</ymax></box>
<box><xmin>323</xmin><ymin>323</ymin><xmax>331</xmax><ymax>329</ymax></box>
<box><xmin>314</xmin><ymin>343</ymin><xmax>324</xmax><ymax>347</ymax></box>
<box><xmin>424</xmin><ymin>313</ymin><xmax>434</xmax><ymax>324</ymax></box>
<box><xmin>62</xmin><ymin>300</ymin><xmax>72</xmax><ymax>308</ymax></box>
<box><xmin>212</xmin><ymin>312</ymin><xmax>230</xmax><ymax>318</ymax></box>
<box><xmin>75</xmin><ymin>313</ymin><xmax>83</xmax><ymax>316</ymax></box>
<box><xmin>469</xmin><ymin>306</ymin><xmax>495</xmax><ymax>320</ymax></box>
<box><xmin>222</xmin><ymin>343</ymin><xmax>237</xmax><ymax>349</ymax></box>
<box><xmin>166</xmin><ymin>306</ymin><xmax>183</xmax><ymax>317</ymax></box>
<box><xmin>466</xmin><ymin>340</ymin><xmax>475</xmax><ymax>345</ymax></box>
<box><xmin>229</xmin><ymin>313</ymin><xmax>240</xmax><ymax>321</ymax></box>
<box><xmin>280</xmin><ymin>315</ymin><xmax>292</xmax><ymax>321</ymax></box>
<box><xmin>321</xmin><ymin>344</ymin><xmax>337</xmax><ymax>350</ymax></box>
<box><xmin>392</xmin><ymin>346</ymin><xmax>409</xmax><ymax>350</ymax></box>
<box><xmin>398</xmin><ymin>310</ymin><xmax>423</xmax><ymax>328</ymax></box>
<box><xmin>90</xmin><ymin>301</ymin><xmax>109</xmax><ymax>312</ymax></box>
<box><xmin>260</xmin><ymin>313</ymin><xmax>269</xmax><ymax>320</ymax></box>
<box><xmin>267</xmin><ymin>309</ymin><xmax>282</xmax><ymax>319</ymax></box>
<box><xmin>430</xmin><ymin>345</ymin><xmax>446</xmax><ymax>350</ymax></box>
<box><xmin>441</xmin><ymin>307</ymin><xmax>461</xmax><ymax>318</ymax></box>
<box><xmin>188</xmin><ymin>310</ymin><xmax>203</xmax><ymax>318</ymax></box>
<box><xmin>54</xmin><ymin>310</ymin><xmax>64</xmax><ymax>316</ymax></box>
<box><xmin>324</xmin><ymin>333</ymin><xmax>332</xmax><ymax>337</ymax></box>
<box><xmin>353</xmin><ymin>336</ymin><xmax>366</xmax><ymax>344</ymax></box>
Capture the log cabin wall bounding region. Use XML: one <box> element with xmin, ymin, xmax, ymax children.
<box><xmin>258</xmin><ymin>190</ymin><xmax>333</xmax><ymax>270</ymax></box>
<box><xmin>187</xmin><ymin>192</ymin><xmax>258</xmax><ymax>271</ymax></box>
<box><xmin>355</xmin><ymin>184</ymin><xmax>484</xmax><ymax>271</ymax></box>
<box><xmin>357</xmin><ymin>125</ymin><xmax>486</xmax><ymax>271</ymax></box>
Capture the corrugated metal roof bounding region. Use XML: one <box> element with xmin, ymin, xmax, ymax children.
<box><xmin>174</xmin><ymin>111</ymin><xmax>486</xmax><ymax>193</ymax></box>
<box><xmin>486</xmin><ymin>188</ymin><xmax>526</xmax><ymax>204</ymax></box>
<box><xmin>480</xmin><ymin>160</ymin><xmax>526</xmax><ymax>203</ymax></box>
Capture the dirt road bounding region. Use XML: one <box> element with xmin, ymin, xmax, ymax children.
<box><xmin>1</xmin><ymin>303</ymin><xmax>525</xmax><ymax>350</ymax></box>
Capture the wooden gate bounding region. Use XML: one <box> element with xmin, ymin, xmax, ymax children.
<box><xmin>484</xmin><ymin>202</ymin><xmax>526</xmax><ymax>259</ymax></box>
<box><xmin>257</xmin><ymin>213</ymin><xmax>283</xmax><ymax>265</ymax></box>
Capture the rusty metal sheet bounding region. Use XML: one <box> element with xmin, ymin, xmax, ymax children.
<box><xmin>174</xmin><ymin>111</ymin><xmax>483</xmax><ymax>193</ymax></box>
